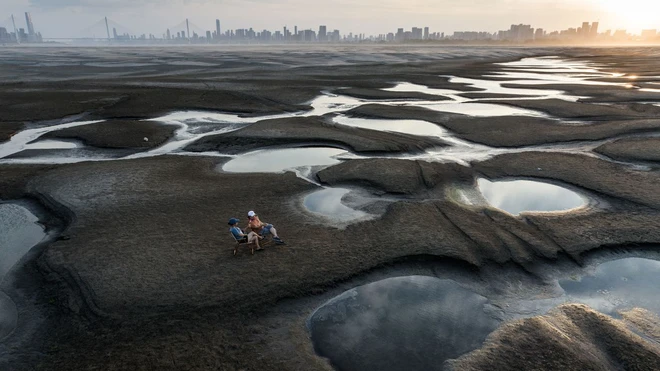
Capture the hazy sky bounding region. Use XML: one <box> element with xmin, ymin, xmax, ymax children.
<box><xmin>3</xmin><ymin>0</ymin><xmax>660</xmax><ymax>38</ymax></box>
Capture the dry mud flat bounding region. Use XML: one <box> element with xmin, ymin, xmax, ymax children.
<box><xmin>1</xmin><ymin>46</ymin><xmax>660</xmax><ymax>371</ymax></box>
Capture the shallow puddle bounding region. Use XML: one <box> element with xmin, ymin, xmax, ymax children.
<box><xmin>449</xmin><ymin>76</ymin><xmax>568</xmax><ymax>99</ymax></box>
<box><xmin>0</xmin><ymin>120</ymin><xmax>104</xmax><ymax>160</ymax></box>
<box><xmin>307</xmin><ymin>93</ymin><xmax>364</xmax><ymax>116</ymax></box>
<box><xmin>332</xmin><ymin>116</ymin><xmax>460</xmax><ymax>141</ymax></box>
<box><xmin>382</xmin><ymin>82</ymin><xmax>464</xmax><ymax>98</ymax></box>
<box><xmin>303</xmin><ymin>188</ymin><xmax>369</xmax><ymax>224</ymax></box>
<box><xmin>0</xmin><ymin>203</ymin><xmax>46</xmax><ymax>280</ymax></box>
<box><xmin>23</xmin><ymin>139</ymin><xmax>80</xmax><ymax>150</ymax></box>
<box><xmin>559</xmin><ymin>258</ymin><xmax>660</xmax><ymax>316</ymax></box>
<box><xmin>421</xmin><ymin>102</ymin><xmax>546</xmax><ymax>117</ymax></box>
<box><xmin>221</xmin><ymin>147</ymin><xmax>347</xmax><ymax>173</ymax></box>
<box><xmin>477</xmin><ymin>178</ymin><xmax>586</xmax><ymax>215</ymax></box>
<box><xmin>308</xmin><ymin>276</ymin><xmax>501</xmax><ymax>371</ymax></box>
<box><xmin>0</xmin><ymin>291</ymin><xmax>17</xmax><ymax>341</ymax></box>
<box><xmin>0</xmin><ymin>203</ymin><xmax>46</xmax><ymax>340</ymax></box>
<box><xmin>497</xmin><ymin>57</ymin><xmax>607</xmax><ymax>74</ymax></box>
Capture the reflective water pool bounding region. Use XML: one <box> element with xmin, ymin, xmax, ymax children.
<box><xmin>303</xmin><ymin>188</ymin><xmax>369</xmax><ymax>224</ymax></box>
<box><xmin>420</xmin><ymin>102</ymin><xmax>546</xmax><ymax>117</ymax></box>
<box><xmin>383</xmin><ymin>82</ymin><xmax>464</xmax><ymax>98</ymax></box>
<box><xmin>0</xmin><ymin>291</ymin><xmax>17</xmax><ymax>341</ymax></box>
<box><xmin>333</xmin><ymin>116</ymin><xmax>453</xmax><ymax>139</ymax></box>
<box><xmin>449</xmin><ymin>76</ymin><xmax>568</xmax><ymax>99</ymax></box>
<box><xmin>477</xmin><ymin>178</ymin><xmax>587</xmax><ymax>215</ymax></box>
<box><xmin>0</xmin><ymin>203</ymin><xmax>46</xmax><ymax>341</ymax></box>
<box><xmin>309</xmin><ymin>276</ymin><xmax>501</xmax><ymax>371</ymax></box>
<box><xmin>221</xmin><ymin>147</ymin><xmax>348</xmax><ymax>173</ymax></box>
<box><xmin>23</xmin><ymin>139</ymin><xmax>80</xmax><ymax>150</ymax></box>
<box><xmin>0</xmin><ymin>203</ymin><xmax>46</xmax><ymax>280</ymax></box>
<box><xmin>559</xmin><ymin>258</ymin><xmax>660</xmax><ymax>316</ymax></box>
<box><xmin>0</xmin><ymin>120</ymin><xmax>104</xmax><ymax>160</ymax></box>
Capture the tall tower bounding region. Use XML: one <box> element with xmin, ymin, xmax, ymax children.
<box><xmin>11</xmin><ymin>14</ymin><xmax>20</xmax><ymax>44</ymax></box>
<box><xmin>186</xmin><ymin>18</ymin><xmax>190</xmax><ymax>40</ymax></box>
<box><xmin>581</xmin><ymin>22</ymin><xmax>591</xmax><ymax>38</ymax></box>
<box><xmin>25</xmin><ymin>12</ymin><xmax>35</xmax><ymax>37</ymax></box>
<box><xmin>216</xmin><ymin>19</ymin><xmax>221</xmax><ymax>39</ymax></box>
<box><xmin>105</xmin><ymin>17</ymin><xmax>111</xmax><ymax>40</ymax></box>
<box><xmin>590</xmin><ymin>22</ymin><xmax>599</xmax><ymax>38</ymax></box>
<box><xmin>319</xmin><ymin>25</ymin><xmax>327</xmax><ymax>42</ymax></box>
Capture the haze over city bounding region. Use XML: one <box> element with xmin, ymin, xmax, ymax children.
<box><xmin>3</xmin><ymin>0</ymin><xmax>660</xmax><ymax>39</ymax></box>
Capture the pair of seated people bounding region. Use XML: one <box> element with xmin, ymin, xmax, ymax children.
<box><xmin>228</xmin><ymin>210</ymin><xmax>285</xmax><ymax>251</ymax></box>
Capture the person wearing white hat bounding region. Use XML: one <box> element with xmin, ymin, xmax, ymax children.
<box><xmin>246</xmin><ymin>210</ymin><xmax>285</xmax><ymax>245</ymax></box>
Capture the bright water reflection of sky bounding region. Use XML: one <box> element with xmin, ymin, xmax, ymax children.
<box><xmin>221</xmin><ymin>148</ymin><xmax>346</xmax><ymax>173</ymax></box>
<box><xmin>0</xmin><ymin>203</ymin><xmax>46</xmax><ymax>281</ymax></box>
<box><xmin>0</xmin><ymin>203</ymin><xmax>45</xmax><ymax>341</ymax></box>
<box><xmin>303</xmin><ymin>188</ymin><xmax>369</xmax><ymax>223</ymax></box>
<box><xmin>559</xmin><ymin>258</ymin><xmax>660</xmax><ymax>316</ymax></box>
<box><xmin>309</xmin><ymin>276</ymin><xmax>501</xmax><ymax>371</ymax></box>
<box><xmin>478</xmin><ymin>178</ymin><xmax>586</xmax><ymax>215</ymax></box>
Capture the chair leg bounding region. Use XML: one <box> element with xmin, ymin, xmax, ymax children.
<box><xmin>251</xmin><ymin>244</ymin><xmax>254</xmax><ymax>255</ymax></box>
<box><xmin>234</xmin><ymin>242</ymin><xmax>239</xmax><ymax>256</ymax></box>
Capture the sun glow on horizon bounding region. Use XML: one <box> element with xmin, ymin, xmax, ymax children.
<box><xmin>597</xmin><ymin>0</ymin><xmax>660</xmax><ymax>30</ymax></box>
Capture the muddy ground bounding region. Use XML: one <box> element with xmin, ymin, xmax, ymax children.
<box><xmin>1</xmin><ymin>46</ymin><xmax>660</xmax><ymax>371</ymax></box>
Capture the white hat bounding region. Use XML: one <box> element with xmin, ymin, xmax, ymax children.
<box><xmin>248</xmin><ymin>210</ymin><xmax>256</xmax><ymax>217</ymax></box>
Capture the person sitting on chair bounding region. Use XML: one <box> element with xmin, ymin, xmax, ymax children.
<box><xmin>229</xmin><ymin>218</ymin><xmax>263</xmax><ymax>250</ymax></box>
<box><xmin>246</xmin><ymin>210</ymin><xmax>285</xmax><ymax>245</ymax></box>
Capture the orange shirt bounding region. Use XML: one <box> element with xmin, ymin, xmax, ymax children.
<box><xmin>248</xmin><ymin>216</ymin><xmax>264</xmax><ymax>231</ymax></box>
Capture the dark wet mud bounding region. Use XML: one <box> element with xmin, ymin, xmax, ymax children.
<box><xmin>1</xmin><ymin>46</ymin><xmax>660</xmax><ymax>371</ymax></box>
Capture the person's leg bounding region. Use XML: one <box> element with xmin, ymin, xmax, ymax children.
<box><xmin>267</xmin><ymin>225</ymin><xmax>285</xmax><ymax>244</ymax></box>
<box><xmin>248</xmin><ymin>232</ymin><xmax>262</xmax><ymax>250</ymax></box>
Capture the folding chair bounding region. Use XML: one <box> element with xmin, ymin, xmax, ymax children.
<box><xmin>231</xmin><ymin>233</ymin><xmax>257</xmax><ymax>256</ymax></box>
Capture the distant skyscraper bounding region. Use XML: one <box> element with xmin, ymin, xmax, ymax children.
<box><xmin>186</xmin><ymin>19</ymin><xmax>190</xmax><ymax>39</ymax></box>
<box><xmin>411</xmin><ymin>27</ymin><xmax>423</xmax><ymax>40</ymax></box>
<box><xmin>104</xmin><ymin>17</ymin><xmax>110</xmax><ymax>40</ymax></box>
<box><xmin>319</xmin><ymin>25</ymin><xmax>327</xmax><ymax>42</ymax></box>
<box><xmin>166</xmin><ymin>29</ymin><xmax>171</xmax><ymax>40</ymax></box>
<box><xmin>216</xmin><ymin>19</ymin><xmax>221</xmax><ymax>39</ymax></box>
<box><xmin>11</xmin><ymin>14</ymin><xmax>20</xmax><ymax>44</ymax></box>
<box><xmin>423</xmin><ymin>27</ymin><xmax>429</xmax><ymax>40</ymax></box>
<box><xmin>590</xmin><ymin>22</ymin><xmax>599</xmax><ymax>38</ymax></box>
<box><xmin>581</xmin><ymin>22</ymin><xmax>591</xmax><ymax>38</ymax></box>
<box><xmin>24</xmin><ymin>12</ymin><xmax>35</xmax><ymax>37</ymax></box>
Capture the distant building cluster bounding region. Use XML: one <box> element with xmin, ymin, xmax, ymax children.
<box><xmin>147</xmin><ymin>20</ymin><xmax>345</xmax><ymax>44</ymax></box>
<box><xmin>112</xmin><ymin>20</ymin><xmax>660</xmax><ymax>45</ymax></box>
<box><xmin>1</xmin><ymin>12</ymin><xmax>659</xmax><ymax>45</ymax></box>
<box><xmin>0</xmin><ymin>13</ymin><xmax>43</xmax><ymax>44</ymax></box>
<box><xmin>451</xmin><ymin>21</ymin><xmax>659</xmax><ymax>43</ymax></box>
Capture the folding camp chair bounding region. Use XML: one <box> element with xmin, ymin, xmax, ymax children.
<box><xmin>231</xmin><ymin>232</ymin><xmax>275</xmax><ymax>256</ymax></box>
<box><xmin>231</xmin><ymin>233</ymin><xmax>257</xmax><ymax>256</ymax></box>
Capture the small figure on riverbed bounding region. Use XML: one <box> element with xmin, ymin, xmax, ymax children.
<box><xmin>246</xmin><ymin>210</ymin><xmax>285</xmax><ymax>245</ymax></box>
<box><xmin>229</xmin><ymin>218</ymin><xmax>263</xmax><ymax>251</ymax></box>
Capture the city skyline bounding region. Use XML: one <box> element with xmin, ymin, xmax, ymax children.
<box><xmin>3</xmin><ymin>0</ymin><xmax>660</xmax><ymax>39</ymax></box>
<box><xmin>2</xmin><ymin>12</ymin><xmax>658</xmax><ymax>46</ymax></box>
